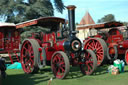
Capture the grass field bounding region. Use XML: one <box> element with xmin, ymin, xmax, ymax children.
<box><xmin>2</xmin><ymin>65</ymin><xmax>128</xmax><ymax>85</ymax></box>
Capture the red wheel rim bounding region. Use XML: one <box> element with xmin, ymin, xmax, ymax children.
<box><xmin>80</xmin><ymin>51</ymin><xmax>95</xmax><ymax>75</ymax></box>
<box><xmin>21</xmin><ymin>40</ymin><xmax>34</xmax><ymax>73</ymax></box>
<box><xmin>125</xmin><ymin>50</ymin><xmax>128</xmax><ymax>64</ymax></box>
<box><xmin>51</xmin><ymin>53</ymin><xmax>66</xmax><ymax>79</ymax></box>
<box><xmin>84</xmin><ymin>39</ymin><xmax>105</xmax><ymax>66</ymax></box>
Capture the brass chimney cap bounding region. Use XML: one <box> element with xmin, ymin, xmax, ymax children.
<box><xmin>66</xmin><ymin>5</ymin><xmax>76</xmax><ymax>10</ymax></box>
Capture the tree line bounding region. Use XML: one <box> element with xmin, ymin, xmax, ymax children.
<box><xmin>97</xmin><ymin>14</ymin><xmax>128</xmax><ymax>26</ymax></box>
<box><xmin>0</xmin><ymin>0</ymin><xmax>128</xmax><ymax>40</ymax></box>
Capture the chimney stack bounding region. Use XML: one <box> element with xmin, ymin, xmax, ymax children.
<box><xmin>67</xmin><ymin>5</ymin><xmax>76</xmax><ymax>36</ymax></box>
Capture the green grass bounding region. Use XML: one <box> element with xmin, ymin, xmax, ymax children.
<box><xmin>2</xmin><ymin>65</ymin><xmax>128</xmax><ymax>85</ymax></box>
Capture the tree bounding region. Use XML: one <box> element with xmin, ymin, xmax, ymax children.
<box><xmin>97</xmin><ymin>14</ymin><xmax>116</xmax><ymax>23</ymax></box>
<box><xmin>0</xmin><ymin>0</ymin><xmax>65</xmax><ymax>23</ymax></box>
<box><xmin>0</xmin><ymin>0</ymin><xmax>65</xmax><ymax>40</ymax></box>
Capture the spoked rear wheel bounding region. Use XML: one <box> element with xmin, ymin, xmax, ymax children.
<box><xmin>80</xmin><ymin>49</ymin><xmax>97</xmax><ymax>75</ymax></box>
<box><xmin>21</xmin><ymin>39</ymin><xmax>40</xmax><ymax>74</ymax></box>
<box><xmin>84</xmin><ymin>38</ymin><xmax>107</xmax><ymax>66</ymax></box>
<box><xmin>51</xmin><ymin>51</ymin><xmax>70</xmax><ymax>79</ymax></box>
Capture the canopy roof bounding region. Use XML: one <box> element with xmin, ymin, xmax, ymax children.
<box><xmin>0</xmin><ymin>23</ymin><xmax>16</xmax><ymax>28</ymax></box>
<box><xmin>16</xmin><ymin>17</ymin><xmax>65</xmax><ymax>31</ymax></box>
<box><xmin>77</xmin><ymin>21</ymin><xmax>123</xmax><ymax>30</ymax></box>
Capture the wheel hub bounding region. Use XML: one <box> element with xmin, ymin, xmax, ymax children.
<box><xmin>56</xmin><ymin>63</ymin><xmax>60</xmax><ymax>67</ymax></box>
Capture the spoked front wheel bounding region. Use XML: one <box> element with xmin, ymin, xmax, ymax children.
<box><xmin>80</xmin><ymin>49</ymin><xmax>97</xmax><ymax>75</ymax></box>
<box><xmin>51</xmin><ymin>51</ymin><xmax>70</xmax><ymax>79</ymax></box>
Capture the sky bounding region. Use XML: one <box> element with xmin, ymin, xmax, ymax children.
<box><xmin>54</xmin><ymin>0</ymin><xmax>128</xmax><ymax>23</ymax></box>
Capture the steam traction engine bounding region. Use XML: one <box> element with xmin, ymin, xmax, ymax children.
<box><xmin>77</xmin><ymin>22</ymin><xmax>128</xmax><ymax>65</ymax></box>
<box><xmin>16</xmin><ymin>5</ymin><xmax>97</xmax><ymax>79</ymax></box>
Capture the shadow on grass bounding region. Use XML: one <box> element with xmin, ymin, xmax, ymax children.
<box><xmin>2</xmin><ymin>70</ymin><xmax>52</xmax><ymax>85</ymax></box>
<box><xmin>66</xmin><ymin>65</ymin><xmax>109</xmax><ymax>79</ymax></box>
<box><xmin>39</xmin><ymin>67</ymin><xmax>52</xmax><ymax>74</ymax></box>
<box><xmin>65</xmin><ymin>66</ymin><xmax>84</xmax><ymax>79</ymax></box>
<box><xmin>93</xmin><ymin>65</ymin><xmax>108</xmax><ymax>75</ymax></box>
<box><xmin>39</xmin><ymin>66</ymin><xmax>84</xmax><ymax>80</ymax></box>
<box><xmin>40</xmin><ymin>66</ymin><xmax>84</xmax><ymax>80</ymax></box>
<box><xmin>2</xmin><ymin>65</ymin><xmax>111</xmax><ymax>85</ymax></box>
<box><xmin>39</xmin><ymin>65</ymin><xmax>109</xmax><ymax>80</ymax></box>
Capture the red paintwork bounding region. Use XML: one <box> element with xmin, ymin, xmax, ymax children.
<box><xmin>0</xmin><ymin>28</ymin><xmax>20</xmax><ymax>52</ymax></box>
<box><xmin>0</xmin><ymin>24</ymin><xmax>21</xmax><ymax>63</ymax></box>
<box><xmin>0</xmin><ymin>30</ymin><xmax>4</xmax><ymax>49</ymax></box>
<box><xmin>57</xmin><ymin>32</ymin><xmax>61</xmax><ymax>37</ymax></box>
<box><xmin>38</xmin><ymin>47</ymin><xmax>42</xmax><ymax>52</ymax></box>
<box><xmin>54</xmin><ymin>40</ymin><xmax>65</xmax><ymax>51</ymax></box>
<box><xmin>119</xmin><ymin>40</ymin><xmax>128</xmax><ymax>48</ymax></box>
<box><xmin>83</xmin><ymin>22</ymin><xmax>128</xmax><ymax>56</ymax></box>
<box><xmin>94</xmin><ymin>35</ymin><xmax>102</xmax><ymax>38</ymax></box>
<box><xmin>106</xmin><ymin>28</ymin><xmax>123</xmax><ymax>43</ymax></box>
<box><xmin>105</xmin><ymin>28</ymin><xmax>127</xmax><ymax>55</ymax></box>
<box><xmin>40</xmin><ymin>32</ymin><xmax>65</xmax><ymax>61</ymax></box>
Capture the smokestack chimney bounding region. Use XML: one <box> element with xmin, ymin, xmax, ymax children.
<box><xmin>67</xmin><ymin>5</ymin><xmax>76</xmax><ymax>36</ymax></box>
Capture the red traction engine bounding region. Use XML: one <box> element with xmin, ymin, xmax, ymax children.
<box><xmin>77</xmin><ymin>22</ymin><xmax>128</xmax><ymax>65</ymax></box>
<box><xmin>16</xmin><ymin>5</ymin><xmax>97</xmax><ymax>79</ymax></box>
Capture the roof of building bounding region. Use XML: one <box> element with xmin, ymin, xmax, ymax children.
<box><xmin>79</xmin><ymin>11</ymin><xmax>95</xmax><ymax>25</ymax></box>
<box><xmin>77</xmin><ymin>21</ymin><xmax>124</xmax><ymax>30</ymax></box>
